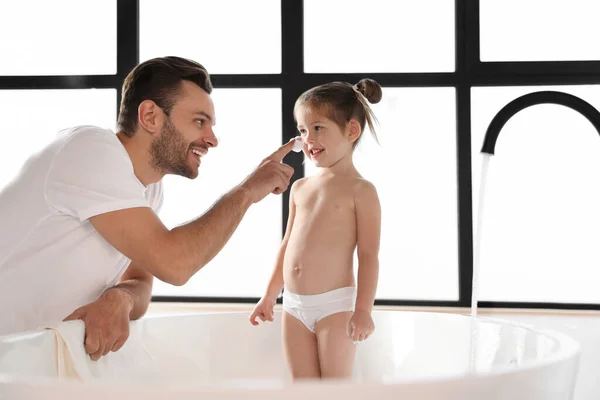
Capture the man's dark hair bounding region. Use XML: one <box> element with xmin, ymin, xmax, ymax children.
<box><xmin>117</xmin><ymin>56</ymin><xmax>212</xmax><ymax>136</ymax></box>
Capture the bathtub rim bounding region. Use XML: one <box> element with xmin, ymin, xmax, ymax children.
<box><xmin>0</xmin><ymin>310</ymin><xmax>581</xmax><ymax>392</ymax></box>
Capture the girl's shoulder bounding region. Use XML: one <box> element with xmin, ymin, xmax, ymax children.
<box><xmin>352</xmin><ymin>177</ymin><xmax>379</xmax><ymax>198</ymax></box>
<box><xmin>353</xmin><ymin>175</ymin><xmax>376</xmax><ymax>189</ymax></box>
<box><xmin>290</xmin><ymin>176</ymin><xmax>313</xmax><ymax>194</ymax></box>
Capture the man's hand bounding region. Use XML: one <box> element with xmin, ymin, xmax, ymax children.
<box><xmin>347</xmin><ymin>310</ymin><xmax>375</xmax><ymax>343</ymax></box>
<box><xmin>239</xmin><ymin>138</ymin><xmax>297</xmax><ymax>203</ymax></box>
<box><xmin>63</xmin><ymin>288</ymin><xmax>133</xmax><ymax>361</ymax></box>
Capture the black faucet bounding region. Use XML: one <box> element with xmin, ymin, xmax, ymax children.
<box><xmin>481</xmin><ymin>91</ymin><xmax>600</xmax><ymax>155</ymax></box>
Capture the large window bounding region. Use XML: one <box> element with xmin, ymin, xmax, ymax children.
<box><xmin>471</xmin><ymin>85</ymin><xmax>600</xmax><ymax>304</ymax></box>
<box><xmin>0</xmin><ymin>0</ymin><xmax>117</xmax><ymax>75</ymax></box>
<box><xmin>140</xmin><ymin>0</ymin><xmax>281</xmax><ymax>74</ymax></box>
<box><xmin>304</xmin><ymin>0</ymin><xmax>455</xmax><ymax>73</ymax></box>
<box><xmin>1</xmin><ymin>1</ymin><xmax>599</xmax><ymax>310</ymax></box>
<box><xmin>480</xmin><ymin>0</ymin><xmax>600</xmax><ymax>62</ymax></box>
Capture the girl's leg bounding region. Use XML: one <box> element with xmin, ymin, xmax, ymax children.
<box><xmin>314</xmin><ymin>311</ymin><xmax>357</xmax><ymax>379</ymax></box>
<box><xmin>282</xmin><ymin>311</ymin><xmax>321</xmax><ymax>380</ymax></box>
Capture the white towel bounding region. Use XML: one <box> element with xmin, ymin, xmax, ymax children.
<box><xmin>46</xmin><ymin>319</ymin><xmax>209</xmax><ymax>384</ymax></box>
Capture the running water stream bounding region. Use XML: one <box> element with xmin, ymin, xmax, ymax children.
<box><xmin>471</xmin><ymin>154</ymin><xmax>492</xmax><ymax>318</ymax></box>
<box><xmin>468</xmin><ymin>154</ymin><xmax>492</xmax><ymax>373</ymax></box>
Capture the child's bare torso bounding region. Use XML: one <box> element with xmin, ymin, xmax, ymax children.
<box><xmin>283</xmin><ymin>173</ymin><xmax>362</xmax><ymax>295</ymax></box>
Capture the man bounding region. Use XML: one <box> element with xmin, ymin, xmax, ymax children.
<box><xmin>0</xmin><ymin>56</ymin><xmax>296</xmax><ymax>360</ymax></box>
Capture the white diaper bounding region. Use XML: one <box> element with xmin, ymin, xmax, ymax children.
<box><xmin>282</xmin><ymin>286</ymin><xmax>356</xmax><ymax>333</ymax></box>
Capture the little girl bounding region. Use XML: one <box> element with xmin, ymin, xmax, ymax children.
<box><xmin>249</xmin><ymin>79</ymin><xmax>382</xmax><ymax>380</ymax></box>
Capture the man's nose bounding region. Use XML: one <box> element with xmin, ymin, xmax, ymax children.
<box><xmin>205</xmin><ymin>127</ymin><xmax>218</xmax><ymax>148</ymax></box>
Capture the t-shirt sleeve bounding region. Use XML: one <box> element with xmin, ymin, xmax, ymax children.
<box><xmin>146</xmin><ymin>180</ymin><xmax>164</xmax><ymax>215</ymax></box>
<box><xmin>45</xmin><ymin>128</ymin><xmax>152</xmax><ymax>222</ymax></box>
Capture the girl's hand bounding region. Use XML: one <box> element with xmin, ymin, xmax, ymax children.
<box><xmin>347</xmin><ymin>310</ymin><xmax>375</xmax><ymax>343</ymax></box>
<box><xmin>249</xmin><ymin>296</ymin><xmax>277</xmax><ymax>326</ymax></box>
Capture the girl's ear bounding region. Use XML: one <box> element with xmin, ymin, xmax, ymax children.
<box><xmin>348</xmin><ymin>119</ymin><xmax>361</xmax><ymax>143</ymax></box>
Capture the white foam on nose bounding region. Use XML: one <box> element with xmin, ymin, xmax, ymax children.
<box><xmin>292</xmin><ymin>136</ymin><xmax>303</xmax><ymax>153</ymax></box>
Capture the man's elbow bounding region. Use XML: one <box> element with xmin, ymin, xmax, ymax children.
<box><xmin>142</xmin><ymin>234</ymin><xmax>189</xmax><ymax>286</ymax></box>
<box><xmin>152</xmin><ymin>263</ymin><xmax>190</xmax><ymax>287</ymax></box>
<box><xmin>147</xmin><ymin>251</ymin><xmax>191</xmax><ymax>287</ymax></box>
<box><xmin>167</xmin><ymin>275</ymin><xmax>189</xmax><ymax>287</ymax></box>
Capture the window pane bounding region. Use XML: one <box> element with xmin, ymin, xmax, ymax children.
<box><xmin>471</xmin><ymin>85</ymin><xmax>600</xmax><ymax>303</ymax></box>
<box><xmin>153</xmin><ymin>89</ymin><xmax>282</xmax><ymax>297</ymax></box>
<box><xmin>481</xmin><ymin>0</ymin><xmax>600</xmax><ymax>62</ymax></box>
<box><xmin>140</xmin><ymin>0</ymin><xmax>281</xmax><ymax>74</ymax></box>
<box><xmin>0</xmin><ymin>89</ymin><xmax>117</xmax><ymax>190</ymax></box>
<box><xmin>0</xmin><ymin>1</ymin><xmax>116</xmax><ymax>75</ymax></box>
<box><xmin>304</xmin><ymin>0</ymin><xmax>455</xmax><ymax>73</ymax></box>
<box><xmin>305</xmin><ymin>88</ymin><xmax>458</xmax><ymax>300</ymax></box>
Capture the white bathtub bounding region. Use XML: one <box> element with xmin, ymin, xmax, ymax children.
<box><xmin>0</xmin><ymin>310</ymin><xmax>580</xmax><ymax>399</ymax></box>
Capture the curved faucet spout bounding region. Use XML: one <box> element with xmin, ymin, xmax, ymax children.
<box><xmin>481</xmin><ymin>91</ymin><xmax>600</xmax><ymax>155</ymax></box>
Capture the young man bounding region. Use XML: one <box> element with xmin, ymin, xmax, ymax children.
<box><xmin>0</xmin><ymin>57</ymin><xmax>296</xmax><ymax>361</ymax></box>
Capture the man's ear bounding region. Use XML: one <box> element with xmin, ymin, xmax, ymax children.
<box><xmin>348</xmin><ymin>119</ymin><xmax>361</xmax><ymax>143</ymax></box>
<box><xmin>137</xmin><ymin>100</ymin><xmax>163</xmax><ymax>134</ymax></box>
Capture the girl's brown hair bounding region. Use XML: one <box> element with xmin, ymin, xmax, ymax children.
<box><xmin>294</xmin><ymin>79</ymin><xmax>382</xmax><ymax>148</ymax></box>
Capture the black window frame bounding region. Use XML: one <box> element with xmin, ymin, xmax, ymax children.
<box><xmin>2</xmin><ymin>0</ymin><xmax>599</xmax><ymax>310</ymax></box>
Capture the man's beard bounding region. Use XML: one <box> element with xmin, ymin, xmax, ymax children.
<box><xmin>150</xmin><ymin>117</ymin><xmax>197</xmax><ymax>179</ymax></box>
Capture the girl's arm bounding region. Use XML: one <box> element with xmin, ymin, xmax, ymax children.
<box><xmin>354</xmin><ymin>180</ymin><xmax>381</xmax><ymax>313</ymax></box>
<box><xmin>263</xmin><ymin>180</ymin><xmax>300</xmax><ymax>300</ymax></box>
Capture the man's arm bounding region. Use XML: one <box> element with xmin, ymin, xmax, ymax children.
<box><xmin>89</xmin><ymin>188</ymin><xmax>251</xmax><ymax>286</ymax></box>
<box><xmin>89</xmin><ymin>140</ymin><xmax>296</xmax><ymax>286</ymax></box>
<box><xmin>62</xmin><ymin>262</ymin><xmax>153</xmax><ymax>361</ymax></box>
<box><xmin>111</xmin><ymin>262</ymin><xmax>154</xmax><ymax>320</ymax></box>
<box><xmin>66</xmin><ymin>161</ymin><xmax>287</xmax><ymax>361</ymax></box>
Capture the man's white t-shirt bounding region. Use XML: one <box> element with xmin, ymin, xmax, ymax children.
<box><xmin>0</xmin><ymin>125</ymin><xmax>163</xmax><ymax>336</ymax></box>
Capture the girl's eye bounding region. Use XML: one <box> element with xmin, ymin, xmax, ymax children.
<box><xmin>314</xmin><ymin>125</ymin><xmax>323</xmax><ymax>131</ymax></box>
